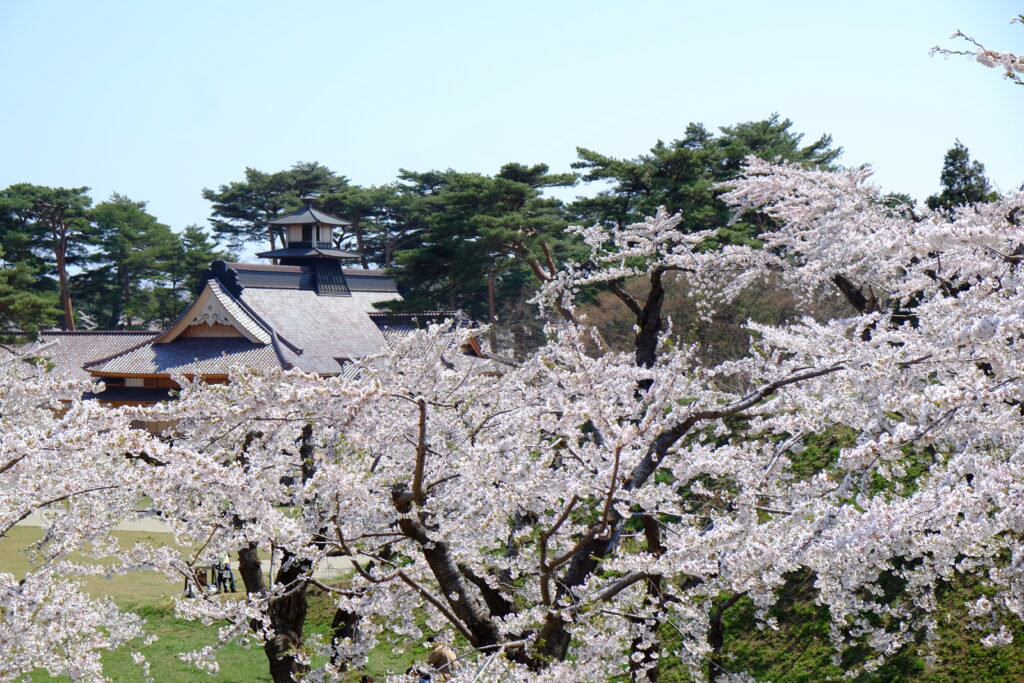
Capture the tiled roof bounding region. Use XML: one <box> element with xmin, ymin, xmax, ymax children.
<box><xmin>367</xmin><ymin>313</ymin><xmax>484</xmax><ymax>358</ymax></box>
<box><xmin>344</xmin><ymin>270</ymin><xmax>399</xmax><ymax>293</ymax></box>
<box><xmin>33</xmin><ymin>258</ymin><xmax>407</xmax><ymax>382</ymax></box>
<box><xmin>226</xmin><ymin>263</ymin><xmax>397</xmax><ymax>293</ymax></box>
<box><xmin>84</xmin><ymin>338</ymin><xmax>280</xmax><ymax>376</ymax></box>
<box><xmin>230</xmin><ymin>263</ymin><xmax>314</xmax><ymax>290</ymax></box>
<box><xmin>30</xmin><ymin>331</ymin><xmax>159</xmax><ymax>381</ymax></box>
<box><xmin>208</xmin><ymin>280</ymin><xmax>272</xmax><ymax>343</ymax></box>
<box><xmin>239</xmin><ymin>288</ymin><xmax>398</xmax><ymax>374</ymax></box>
<box><xmin>266</xmin><ymin>206</ymin><xmax>351</xmax><ymax>226</ymax></box>
<box><xmin>312</xmin><ymin>260</ymin><xmax>350</xmax><ymax>296</ymax></box>
<box><xmin>368</xmin><ymin>311</ymin><xmax>462</xmax><ymax>332</ymax></box>
<box><xmin>342</xmin><ymin>268</ymin><xmax>388</xmax><ymax>276</ymax></box>
<box><xmin>227</xmin><ymin>262</ymin><xmax>306</xmax><ymax>272</ymax></box>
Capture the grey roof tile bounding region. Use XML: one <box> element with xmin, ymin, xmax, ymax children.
<box><xmin>312</xmin><ymin>260</ymin><xmax>350</xmax><ymax>296</ymax></box>
<box><xmin>229</xmin><ymin>263</ymin><xmax>314</xmax><ymax>290</ymax></box>
<box><xmin>85</xmin><ymin>338</ymin><xmax>280</xmax><ymax>376</ymax></box>
<box><xmin>226</xmin><ymin>263</ymin><xmax>397</xmax><ymax>293</ymax></box>
<box><xmin>208</xmin><ymin>280</ymin><xmax>272</xmax><ymax>343</ymax></box>
<box><xmin>344</xmin><ymin>272</ymin><xmax>399</xmax><ymax>293</ymax></box>
<box><xmin>148</xmin><ymin>279</ymin><xmax>271</xmax><ymax>345</ymax></box>
<box><xmin>239</xmin><ymin>288</ymin><xmax>399</xmax><ymax>374</ymax></box>
<box><xmin>30</xmin><ymin>331</ymin><xmax>159</xmax><ymax>381</ymax></box>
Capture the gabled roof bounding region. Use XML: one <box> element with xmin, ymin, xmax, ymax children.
<box><xmin>154</xmin><ymin>280</ymin><xmax>271</xmax><ymax>344</ymax></box>
<box><xmin>78</xmin><ymin>269</ymin><xmax>403</xmax><ymax>378</ymax></box>
<box><xmin>266</xmin><ymin>206</ymin><xmax>351</xmax><ymax>226</ymax></box>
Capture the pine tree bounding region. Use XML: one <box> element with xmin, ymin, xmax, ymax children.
<box><xmin>925</xmin><ymin>140</ymin><xmax>1000</xmax><ymax>211</ymax></box>
<box><xmin>571</xmin><ymin>114</ymin><xmax>841</xmax><ymax>245</ymax></box>
<box><xmin>0</xmin><ymin>184</ymin><xmax>94</xmax><ymax>330</ymax></box>
<box><xmin>83</xmin><ymin>194</ymin><xmax>177</xmax><ymax>328</ymax></box>
<box><xmin>386</xmin><ymin>163</ymin><xmax>575</xmax><ymax>335</ymax></box>
<box><xmin>0</xmin><ymin>248</ymin><xmax>59</xmax><ymax>336</ymax></box>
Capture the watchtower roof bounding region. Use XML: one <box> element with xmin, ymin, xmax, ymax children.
<box><xmin>266</xmin><ymin>206</ymin><xmax>351</xmax><ymax>226</ymax></box>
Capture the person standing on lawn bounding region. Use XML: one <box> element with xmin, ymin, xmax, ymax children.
<box><xmin>216</xmin><ymin>552</ymin><xmax>236</xmax><ymax>593</ymax></box>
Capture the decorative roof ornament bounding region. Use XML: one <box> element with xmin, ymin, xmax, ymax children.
<box><xmin>197</xmin><ymin>261</ymin><xmax>243</xmax><ymax>297</ymax></box>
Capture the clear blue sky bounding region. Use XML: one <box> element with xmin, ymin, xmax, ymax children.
<box><xmin>1</xmin><ymin>1</ymin><xmax>1020</xmax><ymax>237</ymax></box>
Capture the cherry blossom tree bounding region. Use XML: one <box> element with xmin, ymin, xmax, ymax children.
<box><xmin>716</xmin><ymin>158</ymin><xmax>1024</xmax><ymax>671</ymax></box>
<box><xmin>0</xmin><ymin>345</ymin><xmax>152</xmax><ymax>681</ymax></box>
<box><xmin>932</xmin><ymin>14</ymin><xmax>1024</xmax><ymax>86</ymax></box>
<box><xmin>5</xmin><ymin>154</ymin><xmax>1018</xmax><ymax>681</ymax></box>
<box><xmin>72</xmin><ymin>152</ymin><xmax>1003</xmax><ymax>681</ymax></box>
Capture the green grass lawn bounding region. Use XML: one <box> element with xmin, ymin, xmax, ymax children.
<box><xmin>12</xmin><ymin>524</ymin><xmax>1024</xmax><ymax>681</ymax></box>
<box><xmin>0</xmin><ymin>526</ymin><xmax>429</xmax><ymax>682</ymax></box>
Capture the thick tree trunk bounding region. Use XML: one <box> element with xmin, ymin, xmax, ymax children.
<box><xmin>237</xmin><ymin>544</ymin><xmax>266</xmax><ymax>595</ymax></box>
<box><xmin>634</xmin><ymin>270</ymin><xmax>666</xmax><ymax>371</ymax></box>
<box><xmin>513</xmin><ymin>298</ymin><xmax>525</xmax><ymax>360</ymax></box>
<box><xmin>263</xmin><ymin>551</ymin><xmax>312</xmax><ymax>683</ymax></box>
<box><xmin>606</xmin><ymin>268</ymin><xmax>667</xmax><ymax>387</ymax></box>
<box><xmin>55</xmin><ymin>238</ymin><xmax>75</xmax><ymax>331</ymax></box>
<box><xmin>37</xmin><ymin>203</ymin><xmax>76</xmax><ymax>330</ymax></box>
<box><xmin>391</xmin><ymin>478</ymin><xmax>502</xmax><ymax>650</ymax></box>
<box><xmin>108</xmin><ymin>267</ymin><xmax>130</xmax><ymax>328</ymax></box>
<box><xmin>395</xmin><ymin>510</ymin><xmax>502</xmax><ymax>648</ymax></box>
<box><xmin>352</xmin><ymin>216</ymin><xmax>369</xmax><ymax>269</ymax></box>
<box><xmin>707</xmin><ymin>592</ymin><xmax>742</xmax><ymax>682</ymax></box>
<box><xmin>236</xmin><ymin>426</ymin><xmax>317</xmax><ymax>683</ymax></box>
<box><xmin>329</xmin><ymin>608</ymin><xmax>361</xmax><ymax>670</ymax></box>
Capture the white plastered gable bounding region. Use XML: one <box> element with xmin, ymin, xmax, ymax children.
<box><xmin>154</xmin><ymin>280</ymin><xmax>271</xmax><ymax>345</ymax></box>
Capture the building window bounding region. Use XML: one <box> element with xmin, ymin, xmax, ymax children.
<box><xmin>302</xmin><ymin>225</ymin><xmax>313</xmax><ymax>242</ymax></box>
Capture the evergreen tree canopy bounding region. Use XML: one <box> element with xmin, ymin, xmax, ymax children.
<box><xmin>387</xmin><ymin>163</ymin><xmax>575</xmax><ymax>327</ymax></box>
<box><xmin>79</xmin><ymin>194</ymin><xmax>178</xmax><ymax>328</ymax></box>
<box><xmin>0</xmin><ymin>184</ymin><xmax>94</xmax><ymax>329</ymax></box>
<box><xmin>315</xmin><ymin>184</ymin><xmax>382</xmax><ymax>269</ymax></box>
<box><xmin>178</xmin><ymin>225</ymin><xmax>231</xmax><ymax>296</ymax></box>
<box><xmin>0</xmin><ymin>251</ymin><xmax>59</xmax><ymax>336</ymax></box>
<box><xmin>571</xmin><ymin>114</ymin><xmax>841</xmax><ymax>245</ymax></box>
<box><xmin>202</xmin><ymin>162</ymin><xmax>345</xmax><ymax>251</ymax></box>
<box><xmin>358</xmin><ymin>182</ymin><xmax>431</xmax><ymax>270</ymax></box>
<box><xmin>925</xmin><ymin>140</ymin><xmax>1000</xmax><ymax>211</ymax></box>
